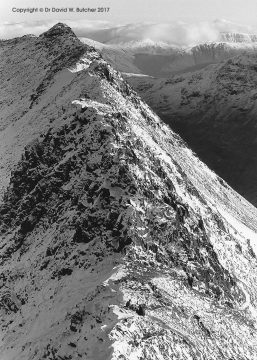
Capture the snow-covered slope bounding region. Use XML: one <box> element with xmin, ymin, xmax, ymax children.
<box><xmin>79</xmin><ymin>37</ymin><xmax>143</xmax><ymax>74</ymax></box>
<box><xmin>125</xmin><ymin>54</ymin><xmax>257</xmax><ymax>206</ymax></box>
<box><xmin>1</xmin><ymin>23</ymin><xmax>257</xmax><ymax>360</ymax></box>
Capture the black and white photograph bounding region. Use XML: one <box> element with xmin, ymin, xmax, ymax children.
<box><xmin>0</xmin><ymin>0</ymin><xmax>257</xmax><ymax>358</ymax></box>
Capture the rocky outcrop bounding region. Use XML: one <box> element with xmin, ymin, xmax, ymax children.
<box><xmin>1</xmin><ymin>24</ymin><xmax>257</xmax><ymax>359</ymax></box>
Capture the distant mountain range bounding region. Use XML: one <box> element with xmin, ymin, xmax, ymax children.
<box><xmin>220</xmin><ymin>32</ymin><xmax>257</xmax><ymax>43</ymax></box>
<box><xmin>81</xmin><ymin>32</ymin><xmax>257</xmax><ymax>77</ymax></box>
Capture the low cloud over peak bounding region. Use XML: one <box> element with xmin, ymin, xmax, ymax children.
<box><xmin>86</xmin><ymin>21</ymin><xmax>257</xmax><ymax>47</ymax></box>
<box><xmin>1</xmin><ymin>19</ymin><xmax>257</xmax><ymax>46</ymax></box>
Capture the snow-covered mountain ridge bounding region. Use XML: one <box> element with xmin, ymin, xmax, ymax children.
<box><xmin>125</xmin><ymin>53</ymin><xmax>257</xmax><ymax>206</ymax></box>
<box><xmin>1</xmin><ymin>23</ymin><xmax>257</xmax><ymax>359</ymax></box>
<box><xmin>219</xmin><ymin>32</ymin><xmax>257</xmax><ymax>43</ymax></box>
<box><xmin>81</xmin><ymin>33</ymin><xmax>257</xmax><ymax>77</ymax></box>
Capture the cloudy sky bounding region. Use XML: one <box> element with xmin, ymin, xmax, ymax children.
<box><xmin>1</xmin><ymin>0</ymin><xmax>257</xmax><ymax>44</ymax></box>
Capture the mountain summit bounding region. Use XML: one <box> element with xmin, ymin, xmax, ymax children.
<box><xmin>0</xmin><ymin>24</ymin><xmax>257</xmax><ymax>359</ymax></box>
<box><xmin>40</xmin><ymin>22</ymin><xmax>77</xmax><ymax>39</ymax></box>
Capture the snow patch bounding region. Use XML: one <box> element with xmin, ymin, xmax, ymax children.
<box><xmin>219</xmin><ymin>208</ymin><xmax>257</xmax><ymax>257</ymax></box>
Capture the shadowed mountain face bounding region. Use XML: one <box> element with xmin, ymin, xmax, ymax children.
<box><xmin>132</xmin><ymin>43</ymin><xmax>257</xmax><ymax>77</ymax></box>
<box><xmin>125</xmin><ymin>54</ymin><xmax>257</xmax><ymax>206</ymax></box>
<box><xmin>1</xmin><ymin>23</ymin><xmax>257</xmax><ymax>360</ymax></box>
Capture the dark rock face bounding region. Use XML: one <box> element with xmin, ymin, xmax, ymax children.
<box><xmin>136</xmin><ymin>304</ymin><xmax>146</xmax><ymax>316</ymax></box>
<box><xmin>0</xmin><ymin>23</ymin><xmax>257</xmax><ymax>360</ymax></box>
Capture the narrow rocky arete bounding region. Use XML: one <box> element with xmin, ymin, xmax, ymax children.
<box><xmin>0</xmin><ymin>23</ymin><xmax>257</xmax><ymax>359</ymax></box>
